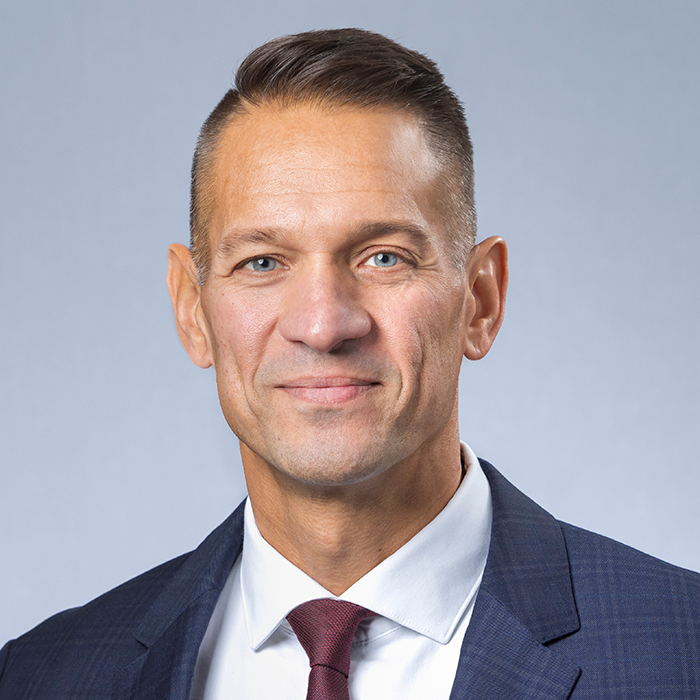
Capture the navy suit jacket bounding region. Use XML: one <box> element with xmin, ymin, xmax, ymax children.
<box><xmin>2</xmin><ymin>461</ymin><xmax>700</xmax><ymax>699</ymax></box>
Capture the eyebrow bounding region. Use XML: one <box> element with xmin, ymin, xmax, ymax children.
<box><xmin>214</xmin><ymin>220</ymin><xmax>433</xmax><ymax>259</ymax></box>
<box><xmin>350</xmin><ymin>221</ymin><xmax>432</xmax><ymax>249</ymax></box>
<box><xmin>215</xmin><ymin>228</ymin><xmax>282</xmax><ymax>260</ymax></box>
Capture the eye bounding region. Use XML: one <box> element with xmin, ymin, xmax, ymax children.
<box><xmin>244</xmin><ymin>257</ymin><xmax>278</xmax><ymax>272</ymax></box>
<box><xmin>366</xmin><ymin>252</ymin><xmax>399</xmax><ymax>268</ymax></box>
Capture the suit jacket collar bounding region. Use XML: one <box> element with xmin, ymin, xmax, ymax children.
<box><xmin>113</xmin><ymin>502</ymin><xmax>245</xmax><ymax>700</ymax></box>
<box><xmin>448</xmin><ymin>460</ymin><xmax>581</xmax><ymax>699</ymax></box>
<box><xmin>114</xmin><ymin>460</ymin><xmax>582</xmax><ymax>699</ymax></box>
<box><xmin>479</xmin><ymin>460</ymin><xmax>580</xmax><ymax>644</ymax></box>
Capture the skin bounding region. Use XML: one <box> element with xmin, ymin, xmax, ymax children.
<box><xmin>167</xmin><ymin>103</ymin><xmax>508</xmax><ymax>594</ymax></box>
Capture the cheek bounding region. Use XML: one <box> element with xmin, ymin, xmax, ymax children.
<box><xmin>377</xmin><ymin>284</ymin><xmax>465</xmax><ymax>380</ymax></box>
<box><xmin>206</xmin><ymin>290</ymin><xmax>279</xmax><ymax>381</ymax></box>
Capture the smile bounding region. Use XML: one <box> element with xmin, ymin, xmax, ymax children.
<box><xmin>277</xmin><ymin>377</ymin><xmax>379</xmax><ymax>405</ymax></box>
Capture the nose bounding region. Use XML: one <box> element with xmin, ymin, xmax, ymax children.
<box><xmin>278</xmin><ymin>263</ymin><xmax>372</xmax><ymax>352</ymax></box>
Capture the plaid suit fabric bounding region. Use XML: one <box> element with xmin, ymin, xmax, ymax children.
<box><xmin>550</xmin><ymin>522</ymin><xmax>700</xmax><ymax>698</ymax></box>
<box><xmin>2</xmin><ymin>462</ymin><xmax>700</xmax><ymax>699</ymax></box>
<box><xmin>462</xmin><ymin>462</ymin><xmax>700</xmax><ymax>699</ymax></box>
<box><xmin>0</xmin><ymin>506</ymin><xmax>246</xmax><ymax>700</ymax></box>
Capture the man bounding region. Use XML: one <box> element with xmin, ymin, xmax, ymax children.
<box><xmin>1</xmin><ymin>28</ymin><xmax>699</xmax><ymax>700</ymax></box>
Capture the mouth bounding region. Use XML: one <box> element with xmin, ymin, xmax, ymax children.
<box><xmin>276</xmin><ymin>376</ymin><xmax>380</xmax><ymax>405</ymax></box>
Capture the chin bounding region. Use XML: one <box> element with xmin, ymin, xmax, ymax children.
<box><xmin>267</xmin><ymin>435</ymin><xmax>400</xmax><ymax>488</ymax></box>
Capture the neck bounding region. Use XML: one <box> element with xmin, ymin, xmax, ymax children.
<box><xmin>241</xmin><ymin>429</ymin><xmax>463</xmax><ymax>596</ymax></box>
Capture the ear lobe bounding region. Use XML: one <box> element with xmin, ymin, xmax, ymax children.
<box><xmin>462</xmin><ymin>236</ymin><xmax>508</xmax><ymax>361</ymax></box>
<box><xmin>166</xmin><ymin>243</ymin><xmax>213</xmax><ymax>368</ymax></box>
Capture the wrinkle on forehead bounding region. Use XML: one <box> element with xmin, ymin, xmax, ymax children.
<box><xmin>206</xmin><ymin>103</ymin><xmax>450</xmax><ymax>258</ymax></box>
<box><xmin>213</xmin><ymin>104</ymin><xmax>441</xmax><ymax>198</ymax></box>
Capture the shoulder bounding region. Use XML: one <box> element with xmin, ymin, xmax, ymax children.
<box><xmin>0</xmin><ymin>553</ymin><xmax>190</xmax><ymax>697</ymax></box>
<box><xmin>481</xmin><ymin>457</ymin><xmax>700</xmax><ymax>611</ymax></box>
<box><xmin>560</xmin><ymin>520</ymin><xmax>700</xmax><ymax>619</ymax></box>
<box><xmin>0</xmin><ymin>502</ymin><xmax>246</xmax><ymax>699</ymax></box>
<box><xmin>22</xmin><ymin>550</ymin><xmax>190</xmax><ymax>638</ymax></box>
<box><xmin>553</xmin><ymin>522</ymin><xmax>700</xmax><ymax>693</ymax></box>
<box><xmin>480</xmin><ymin>458</ymin><xmax>700</xmax><ymax>692</ymax></box>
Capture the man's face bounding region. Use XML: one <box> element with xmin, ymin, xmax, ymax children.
<box><xmin>193</xmin><ymin>104</ymin><xmax>473</xmax><ymax>487</ymax></box>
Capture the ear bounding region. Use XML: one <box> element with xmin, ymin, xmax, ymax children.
<box><xmin>166</xmin><ymin>243</ymin><xmax>213</xmax><ymax>368</ymax></box>
<box><xmin>462</xmin><ymin>236</ymin><xmax>508</xmax><ymax>361</ymax></box>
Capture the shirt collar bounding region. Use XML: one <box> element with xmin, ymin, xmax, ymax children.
<box><xmin>240</xmin><ymin>443</ymin><xmax>492</xmax><ymax>649</ymax></box>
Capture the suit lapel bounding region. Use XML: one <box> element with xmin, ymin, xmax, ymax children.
<box><xmin>449</xmin><ymin>461</ymin><xmax>581</xmax><ymax>699</ymax></box>
<box><xmin>449</xmin><ymin>589</ymin><xmax>580</xmax><ymax>699</ymax></box>
<box><xmin>113</xmin><ymin>502</ymin><xmax>246</xmax><ymax>700</ymax></box>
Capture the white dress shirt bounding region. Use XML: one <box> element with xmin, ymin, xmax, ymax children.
<box><xmin>190</xmin><ymin>443</ymin><xmax>492</xmax><ymax>700</ymax></box>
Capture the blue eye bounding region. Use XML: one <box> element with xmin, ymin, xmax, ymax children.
<box><xmin>246</xmin><ymin>257</ymin><xmax>278</xmax><ymax>272</ymax></box>
<box><xmin>368</xmin><ymin>252</ymin><xmax>398</xmax><ymax>267</ymax></box>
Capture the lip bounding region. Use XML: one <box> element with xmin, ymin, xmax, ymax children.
<box><xmin>278</xmin><ymin>376</ymin><xmax>376</xmax><ymax>388</ymax></box>
<box><xmin>276</xmin><ymin>376</ymin><xmax>379</xmax><ymax>405</ymax></box>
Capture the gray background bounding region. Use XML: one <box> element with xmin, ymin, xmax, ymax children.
<box><xmin>1</xmin><ymin>0</ymin><xmax>698</xmax><ymax>642</ymax></box>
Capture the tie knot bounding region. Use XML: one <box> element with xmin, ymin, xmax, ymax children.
<box><xmin>287</xmin><ymin>599</ymin><xmax>374</xmax><ymax>677</ymax></box>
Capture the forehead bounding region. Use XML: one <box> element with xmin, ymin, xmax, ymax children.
<box><xmin>208</xmin><ymin>103</ymin><xmax>447</xmax><ymax>243</ymax></box>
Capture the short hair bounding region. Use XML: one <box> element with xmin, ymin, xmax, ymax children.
<box><xmin>190</xmin><ymin>28</ymin><xmax>476</xmax><ymax>282</ymax></box>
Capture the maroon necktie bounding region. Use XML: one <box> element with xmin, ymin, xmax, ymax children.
<box><xmin>287</xmin><ymin>598</ymin><xmax>374</xmax><ymax>700</ymax></box>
